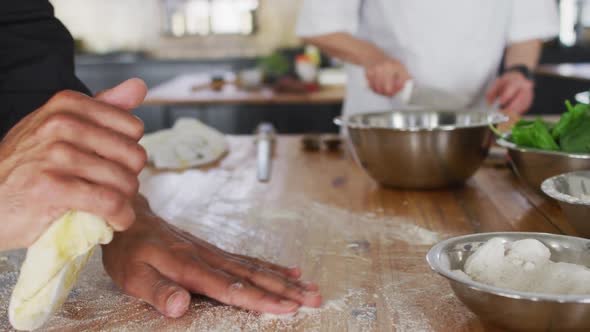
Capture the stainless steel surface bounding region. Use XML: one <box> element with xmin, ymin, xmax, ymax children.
<box><xmin>255</xmin><ymin>123</ymin><xmax>275</xmax><ymax>182</ymax></box>
<box><xmin>497</xmin><ymin>138</ymin><xmax>590</xmax><ymax>192</ymax></box>
<box><xmin>543</xmin><ymin>171</ymin><xmax>590</xmax><ymax>238</ymax></box>
<box><xmin>336</xmin><ymin>110</ymin><xmax>507</xmax><ymax>189</ymax></box>
<box><xmin>576</xmin><ymin>91</ymin><xmax>589</xmax><ymax>104</ymax></box>
<box><xmin>427</xmin><ymin>232</ymin><xmax>590</xmax><ymax>331</ymax></box>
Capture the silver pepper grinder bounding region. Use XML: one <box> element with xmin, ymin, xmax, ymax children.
<box><xmin>255</xmin><ymin>123</ymin><xmax>276</xmax><ymax>182</ymax></box>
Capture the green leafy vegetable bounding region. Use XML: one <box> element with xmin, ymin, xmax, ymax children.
<box><xmin>258</xmin><ymin>52</ymin><xmax>290</xmax><ymax>77</ymax></box>
<box><xmin>510</xmin><ymin>120</ymin><xmax>536</xmax><ymax>147</ymax></box>
<box><xmin>497</xmin><ymin>97</ymin><xmax>590</xmax><ymax>154</ymax></box>
<box><xmin>560</xmin><ymin>114</ymin><xmax>590</xmax><ymax>153</ymax></box>
<box><xmin>511</xmin><ymin>118</ymin><xmax>559</xmax><ymax>151</ymax></box>
<box><xmin>552</xmin><ymin>101</ymin><xmax>588</xmax><ymax>140</ymax></box>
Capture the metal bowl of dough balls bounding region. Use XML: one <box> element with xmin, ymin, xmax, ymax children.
<box><xmin>427</xmin><ymin>232</ymin><xmax>590</xmax><ymax>331</ymax></box>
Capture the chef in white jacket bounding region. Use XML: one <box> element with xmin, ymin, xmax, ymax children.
<box><xmin>296</xmin><ymin>1</ymin><xmax>559</xmax><ymax>117</ymax></box>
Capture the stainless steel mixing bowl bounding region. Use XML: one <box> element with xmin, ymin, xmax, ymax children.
<box><xmin>335</xmin><ymin>110</ymin><xmax>507</xmax><ymax>189</ymax></box>
<box><xmin>497</xmin><ymin>138</ymin><xmax>590</xmax><ymax>192</ymax></box>
<box><xmin>542</xmin><ymin>171</ymin><xmax>590</xmax><ymax>238</ymax></box>
<box><xmin>427</xmin><ymin>232</ymin><xmax>590</xmax><ymax>331</ymax></box>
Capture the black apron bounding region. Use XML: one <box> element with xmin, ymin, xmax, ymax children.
<box><xmin>0</xmin><ymin>0</ymin><xmax>89</xmax><ymax>137</ymax></box>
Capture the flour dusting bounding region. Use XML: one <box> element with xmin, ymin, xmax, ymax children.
<box><xmin>0</xmin><ymin>193</ymin><xmax>459</xmax><ymax>331</ymax></box>
<box><xmin>260</xmin><ymin>289</ymin><xmax>354</xmax><ymax>321</ymax></box>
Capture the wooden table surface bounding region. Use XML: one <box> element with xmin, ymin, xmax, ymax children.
<box><xmin>537</xmin><ymin>63</ymin><xmax>590</xmax><ymax>82</ymax></box>
<box><xmin>143</xmin><ymin>74</ymin><xmax>345</xmax><ymax>106</ymax></box>
<box><xmin>0</xmin><ymin>136</ymin><xmax>575</xmax><ymax>332</ymax></box>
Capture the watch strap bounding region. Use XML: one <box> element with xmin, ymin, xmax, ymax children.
<box><xmin>504</xmin><ymin>64</ymin><xmax>534</xmax><ymax>81</ymax></box>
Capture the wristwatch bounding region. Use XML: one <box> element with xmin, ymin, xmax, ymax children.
<box><xmin>504</xmin><ymin>64</ymin><xmax>535</xmax><ymax>81</ymax></box>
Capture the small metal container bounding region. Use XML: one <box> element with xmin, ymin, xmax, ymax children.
<box><xmin>321</xmin><ymin>134</ymin><xmax>343</xmax><ymax>152</ymax></box>
<box><xmin>335</xmin><ymin>110</ymin><xmax>507</xmax><ymax>189</ymax></box>
<box><xmin>497</xmin><ymin>138</ymin><xmax>590</xmax><ymax>192</ymax></box>
<box><xmin>427</xmin><ymin>232</ymin><xmax>590</xmax><ymax>331</ymax></box>
<box><xmin>302</xmin><ymin>134</ymin><xmax>321</xmax><ymax>151</ymax></box>
<box><xmin>542</xmin><ymin>171</ymin><xmax>590</xmax><ymax>238</ymax></box>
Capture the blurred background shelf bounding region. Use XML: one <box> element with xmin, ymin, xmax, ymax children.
<box><xmin>62</xmin><ymin>0</ymin><xmax>590</xmax><ymax>134</ymax></box>
<box><xmin>75</xmin><ymin>54</ymin><xmax>344</xmax><ymax>134</ymax></box>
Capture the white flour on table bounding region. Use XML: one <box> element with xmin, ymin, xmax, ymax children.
<box><xmin>0</xmin><ymin>192</ymin><xmax>456</xmax><ymax>331</ymax></box>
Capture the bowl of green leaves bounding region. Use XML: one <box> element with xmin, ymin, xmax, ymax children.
<box><xmin>495</xmin><ymin>100</ymin><xmax>590</xmax><ymax>192</ymax></box>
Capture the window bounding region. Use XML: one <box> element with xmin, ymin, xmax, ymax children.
<box><xmin>161</xmin><ymin>0</ymin><xmax>259</xmax><ymax>37</ymax></box>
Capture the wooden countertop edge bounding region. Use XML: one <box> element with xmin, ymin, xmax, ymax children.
<box><xmin>536</xmin><ymin>64</ymin><xmax>590</xmax><ymax>82</ymax></box>
<box><xmin>142</xmin><ymin>96</ymin><xmax>345</xmax><ymax>106</ymax></box>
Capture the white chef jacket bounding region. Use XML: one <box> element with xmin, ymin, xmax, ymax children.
<box><xmin>296</xmin><ymin>0</ymin><xmax>559</xmax><ymax>116</ymax></box>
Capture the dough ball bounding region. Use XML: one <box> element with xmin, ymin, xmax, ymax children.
<box><xmin>464</xmin><ymin>237</ymin><xmax>506</xmax><ymax>284</ymax></box>
<box><xmin>506</xmin><ymin>239</ymin><xmax>550</xmax><ymax>269</ymax></box>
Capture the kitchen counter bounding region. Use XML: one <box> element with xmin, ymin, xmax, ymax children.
<box><xmin>0</xmin><ymin>136</ymin><xmax>574</xmax><ymax>331</ymax></box>
<box><xmin>537</xmin><ymin>63</ymin><xmax>590</xmax><ymax>82</ymax></box>
<box><xmin>143</xmin><ymin>74</ymin><xmax>346</xmax><ymax>106</ymax></box>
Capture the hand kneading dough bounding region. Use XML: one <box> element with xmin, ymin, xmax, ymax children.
<box><xmin>9</xmin><ymin>211</ymin><xmax>113</xmax><ymax>331</ymax></box>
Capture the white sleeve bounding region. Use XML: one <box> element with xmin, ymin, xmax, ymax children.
<box><xmin>296</xmin><ymin>0</ymin><xmax>362</xmax><ymax>37</ymax></box>
<box><xmin>508</xmin><ymin>0</ymin><xmax>559</xmax><ymax>43</ymax></box>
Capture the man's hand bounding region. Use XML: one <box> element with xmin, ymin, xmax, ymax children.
<box><xmin>0</xmin><ymin>79</ymin><xmax>148</xmax><ymax>250</ymax></box>
<box><xmin>302</xmin><ymin>33</ymin><xmax>411</xmax><ymax>97</ymax></box>
<box><xmin>365</xmin><ymin>57</ymin><xmax>411</xmax><ymax>97</ymax></box>
<box><xmin>102</xmin><ymin>196</ymin><xmax>322</xmax><ymax>318</ymax></box>
<box><xmin>486</xmin><ymin>72</ymin><xmax>534</xmax><ymax>114</ymax></box>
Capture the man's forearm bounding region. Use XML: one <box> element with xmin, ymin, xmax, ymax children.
<box><xmin>504</xmin><ymin>39</ymin><xmax>543</xmax><ymax>70</ymax></box>
<box><xmin>303</xmin><ymin>32</ymin><xmax>388</xmax><ymax>67</ymax></box>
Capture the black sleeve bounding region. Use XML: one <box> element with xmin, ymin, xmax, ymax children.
<box><xmin>0</xmin><ymin>0</ymin><xmax>89</xmax><ymax>137</ymax></box>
